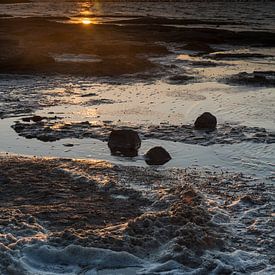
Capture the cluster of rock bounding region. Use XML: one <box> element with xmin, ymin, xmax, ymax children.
<box><xmin>108</xmin><ymin>129</ymin><xmax>172</xmax><ymax>165</ymax></box>
<box><xmin>108</xmin><ymin>112</ymin><xmax>217</xmax><ymax>165</ymax></box>
<box><xmin>226</xmin><ymin>71</ymin><xmax>275</xmax><ymax>87</ymax></box>
<box><xmin>13</xmin><ymin>111</ymin><xmax>274</xmax><ymax>146</ymax></box>
<box><xmin>11</xmin><ymin>112</ymin><xmax>227</xmax><ymax>165</ymax></box>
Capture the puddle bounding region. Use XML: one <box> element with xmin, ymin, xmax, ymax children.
<box><xmin>53</xmin><ymin>54</ymin><xmax>102</xmax><ymax>63</ymax></box>
<box><xmin>1</xmin><ymin>117</ymin><xmax>274</xmax><ymax>180</ymax></box>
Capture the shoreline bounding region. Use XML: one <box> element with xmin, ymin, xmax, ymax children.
<box><xmin>0</xmin><ymin>156</ymin><xmax>274</xmax><ymax>272</ymax></box>
<box><xmin>0</xmin><ymin>15</ymin><xmax>274</xmax><ymax>77</ymax></box>
<box><xmin>0</xmin><ymin>154</ymin><xmax>274</xmax><ymax>274</ymax></box>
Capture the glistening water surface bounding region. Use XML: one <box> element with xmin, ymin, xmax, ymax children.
<box><xmin>1</xmin><ymin>0</ymin><xmax>275</xmax><ymax>31</ymax></box>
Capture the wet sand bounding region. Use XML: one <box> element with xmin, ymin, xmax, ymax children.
<box><xmin>0</xmin><ymin>155</ymin><xmax>274</xmax><ymax>274</ymax></box>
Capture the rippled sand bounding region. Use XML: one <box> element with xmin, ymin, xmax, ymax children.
<box><xmin>0</xmin><ymin>155</ymin><xmax>274</xmax><ymax>274</ymax></box>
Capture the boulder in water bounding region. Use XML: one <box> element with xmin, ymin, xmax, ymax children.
<box><xmin>108</xmin><ymin>129</ymin><xmax>141</xmax><ymax>157</ymax></box>
<box><xmin>194</xmin><ymin>112</ymin><xmax>217</xmax><ymax>130</ymax></box>
<box><xmin>145</xmin><ymin>146</ymin><xmax>171</xmax><ymax>165</ymax></box>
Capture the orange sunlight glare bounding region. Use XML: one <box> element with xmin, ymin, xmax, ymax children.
<box><xmin>82</xmin><ymin>18</ymin><xmax>92</xmax><ymax>25</ymax></box>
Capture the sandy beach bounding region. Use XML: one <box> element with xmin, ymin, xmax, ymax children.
<box><xmin>0</xmin><ymin>155</ymin><xmax>274</xmax><ymax>274</ymax></box>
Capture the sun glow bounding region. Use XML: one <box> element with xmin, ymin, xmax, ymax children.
<box><xmin>82</xmin><ymin>18</ymin><xmax>92</xmax><ymax>25</ymax></box>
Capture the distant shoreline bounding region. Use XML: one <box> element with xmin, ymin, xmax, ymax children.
<box><xmin>0</xmin><ymin>0</ymin><xmax>30</xmax><ymax>4</ymax></box>
<box><xmin>0</xmin><ymin>0</ymin><xmax>273</xmax><ymax>3</ymax></box>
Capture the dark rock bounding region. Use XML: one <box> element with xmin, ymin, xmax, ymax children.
<box><xmin>63</xmin><ymin>143</ymin><xmax>74</xmax><ymax>147</ymax></box>
<box><xmin>194</xmin><ymin>112</ymin><xmax>217</xmax><ymax>131</ymax></box>
<box><xmin>145</xmin><ymin>146</ymin><xmax>172</xmax><ymax>165</ymax></box>
<box><xmin>226</xmin><ymin>71</ymin><xmax>275</xmax><ymax>87</ymax></box>
<box><xmin>108</xmin><ymin>129</ymin><xmax>141</xmax><ymax>157</ymax></box>
<box><xmin>12</xmin><ymin>123</ymin><xmax>26</xmax><ymax>132</ymax></box>
<box><xmin>31</xmin><ymin>115</ymin><xmax>45</xmax><ymax>122</ymax></box>
<box><xmin>209</xmin><ymin>53</ymin><xmax>272</xmax><ymax>60</ymax></box>
<box><xmin>21</xmin><ymin>117</ymin><xmax>32</xmax><ymax>122</ymax></box>
<box><xmin>182</xmin><ymin>42</ymin><xmax>214</xmax><ymax>53</ymax></box>
<box><xmin>22</xmin><ymin>115</ymin><xmax>46</xmax><ymax>123</ymax></box>
<box><xmin>37</xmin><ymin>135</ymin><xmax>59</xmax><ymax>142</ymax></box>
<box><xmin>166</xmin><ymin>74</ymin><xmax>194</xmax><ymax>85</ymax></box>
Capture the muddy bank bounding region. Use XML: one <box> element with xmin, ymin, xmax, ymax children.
<box><xmin>0</xmin><ymin>157</ymin><xmax>148</xmax><ymax>233</ymax></box>
<box><xmin>107</xmin><ymin>16</ymin><xmax>249</xmax><ymax>27</ymax></box>
<box><xmin>0</xmin><ymin>16</ymin><xmax>274</xmax><ymax>77</ymax></box>
<box><xmin>0</xmin><ymin>74</ymin><xmax>131</xmax><ymax>119</ymax></box>
<box><xmin>225</xmin><ymin>71</ymin><xmax>275</xmax><ymax>87</ymax></box>
<box><xmin>207</xmin><ymin>52</ymin><xmax>273</xmax><ymax>60</ymax></box>
<box><xmin>0</xmin><ymin>17</ymin><xmax>168</xmax><ymax>76</ymax></box>
<box><xmin>11</xmin><ymin>118</ymin><xmax>275</xmax><ymax>145</ymax></box>
<box><xmin>0</xmin><ymin>155</ymin><xmax>273</xmax><ymax>273</ymax></box>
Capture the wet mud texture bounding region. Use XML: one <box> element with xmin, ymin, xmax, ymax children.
<box><xmin>0</xmin><ymin>157</ymin><xmax>221</xmax><ymax>253</ymax></box>
<box><xmin>0</xmin><ymin>75</ymin><xmax>122</xmax><ymax>119</ymax></box>
<box><xmin>225</xmin><ymin>71</ymin><xmax>275</xmax><ymax>87</ymax></box>
<box><xmin>0</xmin><ymin>16</ymin><xmax>275</xmax><ymax>77</ymax></box>
<box><xmin>12</xmin><ymin>119</ymin><xmax>275</xmax><ymax>145</ymax></box>
<box><xmin>0</xmin><ymin>155</ymin><xmax>274</xmax><ymax>273</ymax></box>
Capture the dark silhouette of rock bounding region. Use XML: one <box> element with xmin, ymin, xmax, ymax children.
<box><xmin>182</xmin><ymin>42</ymin><xmax>214</xmax><ymax>53</ymax></box>
<box><xmin>145</xmin><ymin>146</ymin><xmax>171</xmax><ymax>165</ymax></box>
<box><xmin>166</xmin><ymin>74</ymin><xmax>194</xmax><ymax>85</ymax></box>
<box><xmin>22</xmin><ymin>115</ymin><xmax>46</xmax><ymax>123</ymax></box>
<box><xmin>37</xmin><ymin>135</ymin><xmax>59</xmax><ymax>142</ymax></box>
<box><xmin>194</xmin><ymin>112</ymin><xmax>217</xmax><ymax>131</ymax></box>
<box><xmin>227</xmin><ymin>71</ymin><xmax>275</xmax><ymax>87</ymax></box>
<box><xmin>108</xmin><ymin>129</ymin><xmax>141</xmax><ymax>157</ymax></box>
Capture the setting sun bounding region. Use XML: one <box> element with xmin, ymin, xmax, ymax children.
<box><xmin>81</xmin><ymin>18</ymin><xmax>92</xmax><ymax>25</ymax></box>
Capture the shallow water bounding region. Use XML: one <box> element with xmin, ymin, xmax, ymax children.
<box><xmin>0</xmin><ymin>72</ymin><xmax>274</xmax><ymax>179</ymax></box>
<box><xmin>1</xmin><ymin>117</ymin><xmax>274</xmax><ymax>181</ymax></box>
<box><xmin>1</xmin><ymin>0</ymin><xmax>275</xmax><ymax>32</ymax></box>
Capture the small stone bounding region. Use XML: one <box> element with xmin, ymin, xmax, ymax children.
<box><xmin>108</xmin><ymin>129</ymin><xmax>141</xmax><ymax>157</ymax></box>
<box><xmin>63</xmin><ymin>143</ymin><xmax>74</xmax><ymax>147</ymax></box>
<box><xmin>145</xmin><ymin>146</ymin><xmax>172</xmax><ymax>165</ymax></box>
<box><xmin>194</xmin><ymin>112</ymin><xmax>217</xmax><ymax>131</ymax></box>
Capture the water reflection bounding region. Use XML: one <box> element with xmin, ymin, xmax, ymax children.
<box><xmin>78</xmin><ymin>1</ymin><xmax>103</xmax><ymax>17</ymax></box>
<box><xmin>67</xmin><ymin>17</ymin><xmax>99</xmax><ymax>25</ymax></box>
<box><xmin>77</xmin><ymin>1</ymin><xmax>98</xmax><ymax>25</ymax></box>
